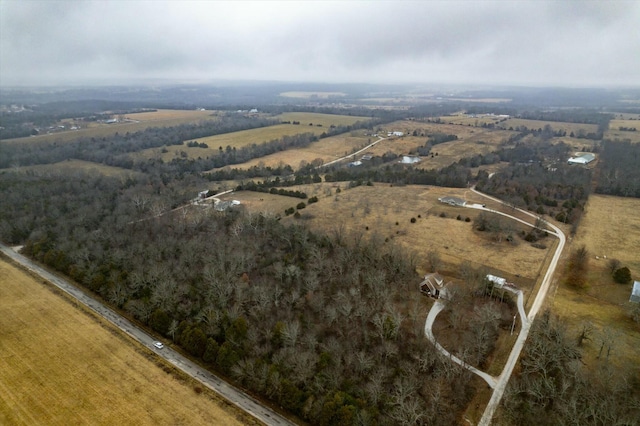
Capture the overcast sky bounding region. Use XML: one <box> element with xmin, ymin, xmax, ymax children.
<box><xmin>2</xmin><ymin>0</ymin><xmax>639</xmax><ymax>88</ymax></box>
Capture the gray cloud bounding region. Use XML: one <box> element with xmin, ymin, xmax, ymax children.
<box><xmin>1</xmin><ymin>0</ymin><xmax>639</xmax><ymax>87</ymax></box>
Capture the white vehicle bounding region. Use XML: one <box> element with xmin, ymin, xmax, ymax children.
<box><xmin>153</xmin><ymin>341</ymin><xmax>164</xmax><ymax>349</ymax></box>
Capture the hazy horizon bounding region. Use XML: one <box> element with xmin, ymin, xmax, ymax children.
<box><xmin>2</xmin><ymin>1</ymin><xmax>639</xmax><ymax>88</ymax></box>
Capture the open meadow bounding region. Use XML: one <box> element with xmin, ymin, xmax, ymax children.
<box><xmin>274</xmin><ymin>112</ymin><xmax>369</xmax><ymax>127</ymax></box>
<box><xmin>499</xmin><ymin>118</ymin><xmax>599</xmax><ymax>135</ymax></box>
<box><xmin>219</xmin><ymin>184</ymin><xmax>550</xmax><ymax>285</ymax></box>
<box><xmin>2</xmin><ymin>109</ymin><xmax>219</xmax><ymax>145</ymax></box>
<box><xmin>278</xmin><ymin>92</ymin><xmax>347</xmax><ymax>99</ymax></box>
<box><xmin>0</xmin><ymin>257</ymin><xmax>252</xmax><ymax>426</ymax></box>
<box><xmin>606</xmin><ymin>119</ymin><xmax>640</xmax><ymax>142</ymax></box>
<box><xmin>3</xmin><ymin>159</ymin><xmax>144</xmax><ymax>178</ymax></box>
<box><xmin>212</xmin><ymin>132</ymin><xmax>372</xmax><ymax>171</ymax></box>
<box><xmin>546</xmin><ymin>193</ymin><xmax>640</xmax><ymax>369</ymax></box>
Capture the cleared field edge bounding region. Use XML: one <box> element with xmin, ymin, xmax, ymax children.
<box><xmin>0</xmin><ymin>252</ymin><xmax>263</xmax><ymax>426</ymax></box>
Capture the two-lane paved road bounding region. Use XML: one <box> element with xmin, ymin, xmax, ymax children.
<box><xmin>0</xmin><ymin>243</ymin><xmax>296</xmax><ymax>426</ymax></box>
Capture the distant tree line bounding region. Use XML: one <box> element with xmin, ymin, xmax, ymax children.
<box><xmin>595</xmin><ymin>140</ymin><xmax>640</xmax><ymax>198</ymax></box>
<box><xmin>476</xmin><ymin>141</ymin><xmax>591</xmax><ymax>224</ymax></box>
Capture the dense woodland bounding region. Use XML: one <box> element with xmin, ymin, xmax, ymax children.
<box><xmin>501</xmin><ymin>312</ymin><xmax>639</xmax><ymax>425</ymax></box>
<box><xmin>596</xmin><ymin>140</ymin><xmax>640</xmax><ymax>197</ymax></box>
<box><xmin>0</xmin><ymin>171</ymin><xmax>476</xmax><ymax>425</ymax></box>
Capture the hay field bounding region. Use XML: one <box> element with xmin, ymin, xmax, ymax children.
<box><xmin>270</xmin><ymin>184</ymin><xmax>550</xmax><ymax>280</ymax></box>
<box><xmin>546</xmin><ymin>193</ymin><xmax>640</xmax><ymax>368</ymax></box>
<box><xmin>438</xmin><ymin>114</ymin><xmax>506</xmax><ymax>127</ymax></box>
<box><xmin>3</xmin><ymin>110</ymin><xmax>218</xmax><ymax>146</ymax></box>
<box><xmin>214</xmin><ymin>133</ymin><xmax>372</xmax><ymax>171</ymax></box>
<box><xmin>129</xmin><ymin>124</ymin><xmax>329</xmax><ymax>162</ymax></box>
<box><xmin>0</xmin><ymin>257</ymin><xmax>248</xmax><ymax>426</ymax></box>
<box><xmin>605</xmin><ymin>120</ymin><xmax>640</xmax><ymax>143</ymax></box>
<box><xmin>572</xmin><ymin>194</ymin><xmax>640</xmax><ymax>276</ymax></box>
<box><xmin>4</xmin><ymin>159</ymin><xmax>143</xmax><ymax>178</ymax></box>
<box><xmin>122</xmin><ymin>109</ymin><xmax>217</xmax><ymax>122</ymax></box>
<box><xmin>499</xmin><ymin>118</ymin><xmax>598</xmax><ymax>135</ymax></box>
<box><xmin>278</xmin><ymin>92</ymin><xmax>347</xmax><ymax>99</ymax></box>
<box><xmin>549</xmin><ymin>286</ymin><xmax>640</xmax><ymax>369</ymax></box>
<box><xmin>275</xmin><ymin>112</ymin><xmax>369</xmax><ymax>127</ymax></box>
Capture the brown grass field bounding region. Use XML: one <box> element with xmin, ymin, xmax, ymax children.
<box><xmin>274</xmin><ymin>112</ymin><xmax>369</xmax><ymax>127</ymax></box>
<box><xmin>359</xmin><ymin>120</ymin><xmax>514</xmax><ymax>169</ymax></box>
<box><xmin>220</xmin><ymin>184</ymin><xmax>550</xmax><ymax>283</ymax></box>
<box><xmin>278</xmin><ymin>92</ymin><xmax>347</xmax><ymax>99</ymax></box>
<box><xmin>2</xmin><ymin>159</ymin><xmax>144</xmax><ymax>178</ymax></box>
<box><xmin>0</xmin><ymin>257</ymin><xmax>253</xmax><ymax>426</ymax></box>
<box><xmin>132</xmin><ymin>113</ymin><xmax>371</xmax><ymax>163</ymax></box>
<box><xmin>212</xmin><ymin>133</ymin><xmax>372</xmax><ymax>171</ymax></box>
<box><xmin>438</xmin><ymin>114</ymin><xmax>506</xmax><ymax>127</ymax></box>
<box><xmin>605</xmin><ymin>120</ymin><xmax>640</xmax><ymax>143</ymax></box>
<box><xmin>3</xmin><ymin>109</ymin><xmax>219</xmax><ymax>146</ymax></box>
<box><xmin>499</xmin><ymin>118</ymin><xmax>599</xmax><ymax>135</ymax></box>
<box><xmin>545</xmin><ymin>194</ymin><xmax>640</xmax><ymax>369</ymax></box>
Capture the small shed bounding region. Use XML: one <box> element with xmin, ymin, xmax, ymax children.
<box><xmin>630</xmin><ymin>281</ymin><xmax>640</xmax><ymax>303</ymax></box>
<box><xmin>486</xmin><ymin>274</ymin><xmax>507</xmax><ymax>288</ymax></box>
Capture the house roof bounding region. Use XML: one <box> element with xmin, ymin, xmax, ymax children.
<box><xmin>438</xmin><ymin>196</ymin><xmax>466</xmax><ymax>206</ymax></box>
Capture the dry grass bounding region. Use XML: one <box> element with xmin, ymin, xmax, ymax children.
<box><xmin>4</xmin><ymin>159</ymin><xmax>143</xmax><ymax>178</ymax></box>
<box><xmin>572</xmin><ymin>194</ymin><xmax>640</xmax><ymax>274</ymax></box>
<box><xmin>0</xmin><ymin>257</ymin><xmax>251</xmax><ymax>426</ymax></box>
<box><xmin>213</xmin><ymin>133</ymin><xmax>372</xmax><ymax>171</ymax></box>
<box><xmin>500</xmin><ymin>118</ymin><xmax>599</xmax><ymax>135</ymax></box>
<box><xmin>122</xmin><ymin>109</ymin><xmax>217</xmax><ymax>121</ymax></box>
<box><xmin>605</xmin><ymin>120</ymin><xmax>640</xmax><ymax>142</ymax></box>
<box><xmin>275</xmin><ymin>112</ymin><xmax>369</xmax><ymax>127</ymax></box>
<box><xmin>544</xmin><ymin>193</ymin><xmax>640</xmax><ymax>369</ymax></box>
<box><xmin>438</xmin><ymin>114</ymin><xmax>506</xmax><ymax>127</ymax></box>
<box><xmin>253</xmin><ymin>184</ymin><xmax>552</xmax><ymax>280</ymax></box>
<box><xmin>3</xmin><ymin>110</ymin><xmax>218</xmax><ymax>146</ymax></box>
<box><xmin>278</xmin><ymin>92</ymin><xmax>347</xmax><ymax>99</ymax></box>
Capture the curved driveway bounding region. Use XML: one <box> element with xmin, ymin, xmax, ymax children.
<box><xmin>0</xmin><ymin>244</ymin><xmax>295</xmax><ymax>426</ymax></box>
<box><xmin>466</xmin><ymin>188</ymin><xmax>566</xmax><ymax>426</ymax></box>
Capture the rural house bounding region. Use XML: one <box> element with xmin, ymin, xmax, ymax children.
<box><xmin>438</xmin><ymin>196</ymin><xmax>466</xmax><ymax>207</ymax></box>
<box><xmin>420</xmin><ymin>273</ymin><xmax>445</xmax><ymax>298</ymax></box>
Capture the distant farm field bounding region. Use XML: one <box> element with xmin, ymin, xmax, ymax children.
<box><xmin>278</xmin><ymin>92</ymin><xmax>347</xmax><ymax>99</ymax></box>
<box><xmin>275</xmin><ymin>112</ymin><xmax>370</xmax><ymax>127</ymax></box>
<box><xmin>4</xmin><ymin>159</ymin><xmax>143</xmax><ymax>178</ymax></box>
<box><xmin>606</xmin><ymin>119</ymin><xmax>640</xmax><ymax>142</ymax></box>
<box><xmin>213</xmin><ymin>133</ymin><xmax>372</xmax><ymax>171</ymax></box>
<box><xmin>499</xmin><ymin>118</ymin><xmax>599</xmax><ymax>135</ymax></box>
<box><xmin>3</xmin><ymin>109</ymin><xmax>218</xmax><ymax>145</ymax></box>
<box><xmin>0</xmin><ymin>257</ymin><xmax>248</xmax><ymax>426</ymax></box>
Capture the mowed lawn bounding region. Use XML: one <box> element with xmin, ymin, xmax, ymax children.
<box><xmin>0</xmin><ymin>258</ymin><xmax>248</xmax><ymax>426</ymax></box>
<box><xmin>3</xmin><ymin>110</ymin><xmax>218</xmax><ymax>146</ymax></box>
